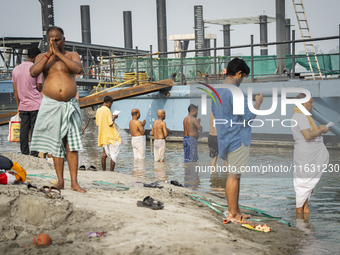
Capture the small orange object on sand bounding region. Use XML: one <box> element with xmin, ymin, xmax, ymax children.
<box><xmin>33</xmin><ymin>234</ymin><xmax>52</xmax><ymax>248</ymax></box>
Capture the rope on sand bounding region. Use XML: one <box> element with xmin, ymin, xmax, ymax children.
<box><xmin>26</xmin><ymin>174</ymin><xmax>129</xmax><ymax>190</ymax></box>
<box><xmin>92</xmin><ymin>181</ymin><xmax>129</xmax><ymax>190</ymax></box>
<box><xmin>187</xmin><ymin>194</ymin><xmax>291</xmax><ymax>226</ymax></box>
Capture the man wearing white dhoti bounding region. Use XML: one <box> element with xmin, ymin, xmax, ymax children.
<box><xmin>291</xmin><ymin>94</ymin><xmax>329</xmax><ymax>214</ymax></box>
<box><xmin>151</xmin><ymin>109</ymin><xmax>170</xmax><ymax>162</ymax></box>
<box><xmin>129</xmin><ymin>109</ymin><xmax>146</xmax><ymax>159</ymax></box>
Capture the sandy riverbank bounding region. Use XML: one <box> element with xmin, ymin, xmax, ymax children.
<box><xmin>0</xmin><ymin>153</ymin><xmax>302</xmax><ymax>255</ymax></box>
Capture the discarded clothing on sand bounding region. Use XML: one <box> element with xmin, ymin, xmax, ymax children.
<box><xmin>0</xmin><ymin>160</ymin><xmax>27</xmax><ymax>185</ymax></box>
<box><xmin>0</xmin><ymin>155</ymin><xmax>13</xmax><ymax>170</ymax></box>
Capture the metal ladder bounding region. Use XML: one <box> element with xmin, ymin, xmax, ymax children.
<box><xmin>292</xmin><ymin>0</ymin><xmax>323</xmax><ymax>79</ymax></box>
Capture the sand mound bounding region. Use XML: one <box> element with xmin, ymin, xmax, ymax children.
<box><xmin>2</xmin><ymin>153</ymin><xmax>54</xmax><ymax>172</ymax></box>
<box><xmin>0</xmin><ymin>185</ymin><xmax>104</xmax><ymax>255</ymax></box>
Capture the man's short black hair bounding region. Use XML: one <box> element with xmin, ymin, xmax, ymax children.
<box><xmin>47</xmin><ymin>26</ymin><xmax>64</xmax><ymax>37</ymax></box>
<box><xmin>27</xmin><ymin>47</ymin><xmax>41</xmax><ymax>59</ymax></box>
<box><xmin>226</xmin><ymin>57</ymin><xmax>250</xmax><ymax>77</ymax></box>
<box><xmin>188</xmin><ymin>104</ymin><xmax>198</xmax><ymax>112</ymax></box>
<box><xmin>103</xmin><ymin>96</ymin><xmax>114</xmax><ymax>103</ymax></box>
<box><xmin>131</xmin><ymin>111</ymin><xmax>139</xmax><ymax>116</ymax></box>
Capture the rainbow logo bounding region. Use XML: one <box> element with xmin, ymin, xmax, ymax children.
<box><xmin>197</xmin><ymin>82</ymin><xmax>223</xmax><ymax>106</ymax></box>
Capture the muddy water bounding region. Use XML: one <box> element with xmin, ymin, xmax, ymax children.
<box><xmin>1</xmin><ymin>110</ymin><xmax>339</xmax><ymax>254</ymax></box>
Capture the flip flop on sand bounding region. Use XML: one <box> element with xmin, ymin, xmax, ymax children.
<box><xmin>137</xmin><ymin>196</ymin><xmax>164</xmax><ymax>210</ymax></box>
<box><xmin>167</xmin><ymin>180</ymin><xmax>183</xmax><ymax>187</ymax></box>
<box><xmin>88</xmin><ymin>165</ymin><xmax>97</xmax><ymax>171</ymax></box>
<box><xmin>39</xmin><ymin>186</ymin><xmax>63</xmax><ymax>199</ymax></box>
<box><xmin>27</xmin><ymin>183</ymin><xmax>38</xmax><ymax>192</ymax></box>
<box><xmin>143</xmin><ymin>182</ymin><xmax>164</xmax><ymax>189</ymax></box>
<box><xmin>79</xmin><ymin>165</ymin><xmax>86</xmax><ymax>171</ymax></box>
<box><xmin>228</xmin><ymin>215</ymin><xmax>252</xmax><ymax>224</ymax></box>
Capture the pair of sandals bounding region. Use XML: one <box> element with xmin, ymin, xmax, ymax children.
<box><xmin>79</xmin><ymin>165</ymin><xmax>97</xmax><ymax>171</ymax></box>
<box><xmin>137</xmin><ymin>196</ymin><xmax>164</xmax><ymax>210</ymax></box>
<box><xmin>28</xmin><ymin>184</ymin><xmax>62</xmax><ymax>199</ymax></box>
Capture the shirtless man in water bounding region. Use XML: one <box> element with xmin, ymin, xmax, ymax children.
<box><xmin>129</xmin><ymin>109</ymin><xmax>146</xmax><ymax>159</ymax></box>
<box><xmin>183</xmin><ymin>104</ymin><xmax>202</xmax><ymax>162</ymax></box>
<box><xmin>30</xmin><ymin>26</ymin><xmax>85</xmax><ymax>193</ymax></box>
<box><xmin>151</xmin><ymin>109</ymin><xmax>170</xmax><ymax>162</ymax></box>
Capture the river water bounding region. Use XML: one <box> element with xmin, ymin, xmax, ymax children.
<box><xmin>1</xmin><ymin>111</ymin><xmax>339</xmax><ymax>254</ymax></box>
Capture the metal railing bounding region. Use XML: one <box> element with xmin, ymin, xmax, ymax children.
<box><xmin>102</xmin><ymin>28</ymin><xmax>340</xmax><ymax>86</ymax></box>
<box><xmin>1</xmin><ymin>28</ymin><xmax>340</xmax><ymax>85</ymax></box>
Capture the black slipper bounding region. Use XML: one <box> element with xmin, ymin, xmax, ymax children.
<box><xmin>79</xmin><ymin>165</ymin><xmax>86</xmax><ymax>171</ymax></box>
<box><xmin>88</xmin><ymin>165</ymin><xmax>97</xmax><ymax>171</ymax></box>
<box><xmin>169</xmin><ymin>180</ymin><xmax>183</xmax><ymax>187</ymax></box>
<box><xmin>27</xmin><ymin>183</ymin><xmax>38</xmax><ymax>191</ymax></box>
<box><xmin>137</xmin><ymin>196</ymin><xmax>164</xmax><ymax>210</ymax></box>
<box><xmin>143</xmin><ymin>182</ymin><xmax>164</xmax><ymax>189</ymax></box>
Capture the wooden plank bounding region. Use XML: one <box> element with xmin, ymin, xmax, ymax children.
<box><xmin>0</xmin><ymin>79</ymin><xmax>174</xmax><ymax>126</ymax></box>
<box><xmin>78</xmin><ymin>79</ymin><xmax>173</xmax><ymax>108</ymax></box>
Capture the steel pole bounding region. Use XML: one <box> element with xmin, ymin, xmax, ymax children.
<box><xmin>194</xmin><ymin>5</ymin><xmax>205</xmax><ymax>57</ymax></box>
<box><xmin>156</xmin><ymin>0</ymin><xmax>167</xmax><ymax>57</ymax></box>
<box><xmin>251</xmin><ymin>35</ymin><xmax>254</xmax><ymax>83</ymax></box>
<box><xmin>214</xmin><ymin>39</ymin><xmax>217</xmax><ymax>84</ymax></box>
<box><xmin>292</xmin><ymin>30</ymin><xmax>295</xmax><ymax>79</ymax></box>
<box><xmin>285</xmin><ymin>19</ymin><xmax>291</xmax><ymax>55</ymax></box>
<box><xmin>180</xmin><ymin>51</ymin><xmax>184</xmax><ymax>84</ymax></box>
<box><xmin>123</xmin><ymin>11</ymin><xmax>133</xmax><ymax>49</ymax></box>
<box><xmin>259</xmin><ymin>15</ymin><xmax>268</xmax><ymax>56</ymax></box>
<box><xmin>223</xmin><ymin>24</ymin><xmax>231</xmax><ymax>57</ymax></box>
<box><xmin>136</xmin><ymin>46</ymin><xmax>139</xmax><ymax>86</ymax></box>
<box><xmin>80</xmin><ymin>5</ymin><xmax>91</xmax><ymax>43</ymax></box>
<box><xmin>150</xmin><ymin>45</ymin><xmax>153</xmax><ymax>81</ymax></box>
<box><xmin>276</xmin><ymin>0</ymin><xmax>286</xmax><ymax>73</ymax></box>
<box><xmin>40</xmin><ymin>0</ymin><xmax>54</xmax><ymax>52</ymax></box>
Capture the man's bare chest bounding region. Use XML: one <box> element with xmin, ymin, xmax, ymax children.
<box><xmin>44</xmin><ymin>59</ymin><xmax>70</xmax><ymax>73</ymax></box>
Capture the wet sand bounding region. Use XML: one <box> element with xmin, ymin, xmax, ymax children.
<box><xmin>0</xmin><ymin>153</ymin><xmax>304</xmax><ymax>255</ymax></box>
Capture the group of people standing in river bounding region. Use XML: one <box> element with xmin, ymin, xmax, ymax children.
<box><xmin>172</xmin><ymin>57</ymin><xmax>329</xmax><ymax>223</ymax></box>
<box><xmin>12</xmin><ymin>26</ymin><xmax>330</xmax><ymax>222</ymax></box>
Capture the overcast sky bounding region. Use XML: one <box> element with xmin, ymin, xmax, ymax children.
<box><xmin>1</xmin><ymin>0</ymin><xmax>340</xmax><ymax>56</ymax></box>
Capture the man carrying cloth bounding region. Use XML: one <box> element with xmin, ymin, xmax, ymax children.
<box><xmin>129</xmin><ymin>109</ymin><xmax>146</xmax><ymax>159</ymax></box>
<box><xmin>212</xmin><ymin>58</ymin><xmax>263</xmax><ymax>223</ymax></box>
<box><xmin>291</xmin><ymin>93</ymin><xmax>329</xmax><ymax>214</ymax></box>
<box><xmin>30</xmin><ymin>26</ymin><xmax>85</xmax><ymax>193</ymax></box>
<box><xmin>151</xmin><ymin>109</ymin><xmax>170</xmax><ymax>162</ymax></box>
<box><xmin>96</xmin><ymin>96</ymin><xmax>121</xmax><ymax>171</ymax></box>
<box><xmin>183</xmin><ymin>104</ymin><xmax>202</xmax><ymax>162</ymax></box>
<box><xmin>12</xmin><ymin>47</ymin><xmax>43</xmax><ymax>157</ymax></box>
